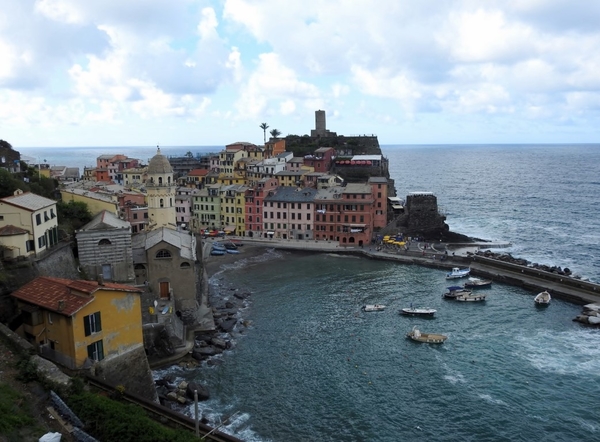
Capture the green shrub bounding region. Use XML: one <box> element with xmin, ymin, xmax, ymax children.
<box><xmin>0</xmin><ymin>383</ymin><xmax>36</xmax><ymax>437</ymax></box>
<box><xmin>67</xmin><ymin>391</ymin><xmax>200</xmax><ymax>442</ymax></box>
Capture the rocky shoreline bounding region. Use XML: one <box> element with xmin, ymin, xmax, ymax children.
<box><xmin>155</xmin><ymin>245</ymin><xmax>274</xmax><ymax>407</ymax></box>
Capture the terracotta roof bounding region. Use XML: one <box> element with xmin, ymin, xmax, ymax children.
<box><xmin>0</xmin><ymin>225</ymin><xmax>29</xmax><ymax>236</ymax></box>
<box><xmin>188</xmin><ymin>169</ymin><xmax>209</xmax><ymax>177</ymax></box>
<box><xmin>11</xmin><ymin>276</ymin><xmax>142</xmax><ymax>316</ymax></box>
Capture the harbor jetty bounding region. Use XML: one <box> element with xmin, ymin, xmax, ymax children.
<box><xmin>203</xmin><ymin>236</ymin><xmax>600</xmax><ymax>310</ymax></box>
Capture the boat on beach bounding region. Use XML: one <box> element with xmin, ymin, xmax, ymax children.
<box><xmin>210</xmin><ymin>249</ymin><xmax>226</xmax><ymax>256</ymax></box>
<box><xmin>400</xmin><ymin>306</ymin><xmax>436</xmax><ymax>317</ymax></box>
<box><xmin>362</xmin><ymin>304</ymin><xmax>386</xmax><ymax>312</ymax></box>
<box><xmin>406</xmin><ymin>326</ymin><xmax>447</xmax><ymax>344</ymax></box>
<box><xmin>446</xmin><ymin>267</ymin><xmax>471</xmax><ymax>279</ymax></box>
<box><xmin>443</xmin><ymin>286</ymin><xmax>473</xmax><ymax>299</ymax></box>
<box><xmin>534</xmin><ymin>291</ymin><xmax>551</xmax><ymax>305</ymax></box>
<box><xmin>464</xmin><ymin>277</ymin><xmax>493</xmax><ymax>289</ymax></box>
<box><xmin>226</xmin><ymin>249</ymin><xmax>241</xmax><ymax>254</ymax></box>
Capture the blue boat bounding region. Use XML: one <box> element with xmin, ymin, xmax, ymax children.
<box><xmin>210</xmin><ymin>249</ymin><xmax>226</xmax><ymax>256</ymax></box>
<box><xmin>226</xmin><ymin>249</ymin><xmax>240</xmax><ymax>254</ymax></box>
<box><xmin>212</xmin><ymin>242</ymin><xmax>226</xmax><ymax>250</ymax></box>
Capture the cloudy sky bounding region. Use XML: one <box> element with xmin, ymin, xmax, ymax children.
<box><xmin>1</xmin><ymin>0</ymin><xmax>599</xmax><ymax>147</ymax></box>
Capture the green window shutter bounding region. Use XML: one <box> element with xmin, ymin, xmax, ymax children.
<box><xmin>95</xmin><ymin>312</ymin><xmax>102</xmax><ymax>332</ymax></box>
<box><xmin>84</xmin><ymin>315</ymin><xmax>91</xmax><ymax>336</ymax></box>
<box><xmin>97</xmin><ymin>340</ymin><xmax>104</xmax><ymax>361</ymax></box>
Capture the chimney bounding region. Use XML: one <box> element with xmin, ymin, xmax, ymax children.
<box><xmin>57</xmin><ymin>300</ymin><xmax>65</xmax><ymax>312</ymax></box>
<box><xmin>97</xmin><ymin>274</ymin><xmax>104</xmax><ymax>286</ymax></box>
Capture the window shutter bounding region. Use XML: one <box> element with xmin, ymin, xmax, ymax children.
<box><xmin>84</xmin><ymin>316</ymin><xmax>91</xmax><ymax>336</ymax></box>
<box><xmin>95</xmin><ymin>312</ymin><xmax>102</xmax><ymax>332</ymax></box>
<box><xmin>97</xmin><ymin>340</ymin><xmax>104</xmax><ymax>361</ymax></box>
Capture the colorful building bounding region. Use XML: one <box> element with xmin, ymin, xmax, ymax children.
<box><xmin>0</xmin><ymin>190</ymin><xmax>59</xmax><ymax>258</ymax></box>
<box><xmin>11</xmin><ymin>276</ymin><xmax>143</xmax><ymax>370</ymax></box>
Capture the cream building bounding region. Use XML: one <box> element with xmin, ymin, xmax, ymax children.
<box><xmin>0</xmin><ymin>190</ymin><xmax>59</xmax><ymax>258</ymax></box>
<box><xmin>146</xmin><ymin>148</ymin><xmax>177</xmax><ymax>230</ymax></box>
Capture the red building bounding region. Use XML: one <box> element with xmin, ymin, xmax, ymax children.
<box><xmin>303</xmin><ymin>147</ymin><xmax>335</xmax><ymax>173</ymax></box>
<box><xmin>244</xmin><ymin>177</ymin><xmax>278</xmax><ymax>238</ymax></box>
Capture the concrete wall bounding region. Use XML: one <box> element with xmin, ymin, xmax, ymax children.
<box><xmin>91</xmin><ymin>344</ymin><xmax>157</xmax><ymax>402</ymax></box>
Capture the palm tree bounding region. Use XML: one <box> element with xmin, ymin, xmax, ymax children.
<box><xmin>260</xmin><ymin>123</ymin><xmax>269</xmax><ymax>144</ymax></box>
<box><xmin>269</xmin><ymin>128</ymin><xmax>281</xmax><ymax>139</ymax></box>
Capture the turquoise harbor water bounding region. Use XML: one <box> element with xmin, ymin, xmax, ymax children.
<box><xmin>171</xmin><ymin>252</ymin><xmax>599</xmax><ymax>442</ymax></box>
<box><xmin>20</xmin><ymin>144</ymin><xmax>600</xmax><ymax>441</ymax></box>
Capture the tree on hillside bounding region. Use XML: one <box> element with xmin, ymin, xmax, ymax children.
<box><xmin>269</xmin><ymin>128</ymin><xmax>281</xmax><ymax>139</ymax></box>
<box><xmin>0</xmin><ymin>139</ymin><xmax>13</xmax><ymax>150</ymax></box>
<box><xmin>259</xmin><ymin>122</ymin><xmax>269</xmax><ymax>144</ymax></box>
<box><xmin>0</xmin><ymin>168</ymin><xmax>24</xmax><ymax>198</ymax></box>
<box><xmin>57</xmin><ymin>200</ymin><xmax>93</xmax><ymax>234</ymax></box>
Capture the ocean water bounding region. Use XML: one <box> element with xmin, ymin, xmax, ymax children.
<box><xmin>20</xmin><ymin>144</ymin><xmax>600</xmax><ymax>441</ymax></box>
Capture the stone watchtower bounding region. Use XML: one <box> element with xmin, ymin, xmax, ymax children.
<box><xmin>146</xmin><ymin>148</ymin><xmax>177</xmax><ymax>230</ymax></box>
<box><xmin>394</xmin><ymin>192</ymin><xmax>449</xmax><ymax>237</ymax></box>
<box><xmin>311</xmin><ymin>110</ymin><xmax>336</xmax><ymax>137</ymax></box>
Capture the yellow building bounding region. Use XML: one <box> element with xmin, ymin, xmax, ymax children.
<box><xmin>219</xmin><ymin>184</ymin><xmax>247</xmax><ymax>234</ymax></box>
<box><xmin>60</xmin><ymin>187</ymin><xmax>119</xmax><ymax>217</ymax></box>
<box><xmin>11</xmin><ymin>276</ymin><xmax>143</xmax><ymax>370</ymax></box>
<box><xmin>123</xmin><ymin>166</ymin><xmax>148</xmax><ymax>190</ymax></box>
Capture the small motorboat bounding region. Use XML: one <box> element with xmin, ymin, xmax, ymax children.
<box><xmin>226</xmin><ymin>249</ymin><xmax>241</xmax><ymax>254</ymax></box>
<box><xmin>446</xmin><ymin>267</ymin><xmax>471</xmax><ymax>279</ymax></box>
<box><xmin>464</xmin><ymin>277</ymin><xmax>493</xmax><ymax>289</ymax></box>
<box><xmin>455</xmin><ymin>293</ymin><xmax>486</xmax><ymax>302</ymax></box>
<box><xmin>443</xmin><ymin>286</ymin><xmax>472</xmax><ymax>299</ymax></box>
<box><xmin>210</xmin><ymin>249</ymin><xmax>226</xmax><ymax>256</ymax></box>
<box><xmin>406</xmin><ymin>326</ymin><xmax>447</xmax><ymax>344</ymax></box>
<box><xmin>400</xmin><ymin>306</ymin><xmax>436</xmax><ymax>317</ymax></box>
<box><xmin>212</xmin><ymin>242</ymin><xmax>226</xmax><ymax>250</ymax></box>
<box><xmin>534</xmin><ymin>291</ymin><xmax>551</xmax><ymax>305</ymax></box>
<box><xmin>362</xmin><ymin>304</ymin><xmax>386</xmax><ymax>312</ymax></box>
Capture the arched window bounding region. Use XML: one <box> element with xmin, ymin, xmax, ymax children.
<box><xmin>98</xmin><ymin>239</ymin><xmax>111</xmax><ymax>246</ymax></box>
<box><xmin>160</xmin><ymin>198</ymin><xmax>164</xmax><ymax>208</ymax></box>
<box><xmin>180</xmin><ymin>262</ymin><xmax>191</xmax><ymax>269</ymax></box>
<box><xmin>158</xmin><ymin>177</ymin><xmax>163</xmax><ymax>185</ymax></box>
<box><xmin>155</xmin><ymin>249</ymin><xmax>172</xmax><ymax>259</ymax></box>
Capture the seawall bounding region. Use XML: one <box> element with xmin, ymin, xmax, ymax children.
<box><xmin>214</xmin><ymin>237</ymin><xmax>600</xmax><ymax>306</ymax></box>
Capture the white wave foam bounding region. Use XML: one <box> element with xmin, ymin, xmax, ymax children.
<box><xmin>443</xmin><ymin>373</ymin><xmax>466</xmax><ymax>385</ymax></box>
<box><xmin>515</xmin><ymin>328</ymin><xmax>600</xmax><ymax>376</ymax></box>
<box><xmin>209</xmin><ymin>248</ymin><xmax>283</xmax><ymax>284</ymax></box>
<box><xmin>477</xmin><ymin>393</ymin><xmax>508</xmax><ymax>406</ymax></box>
<box><xmin>325</xmin><ymin>253</ymin><xmax>361</xmax><ymax>259</ymax></box>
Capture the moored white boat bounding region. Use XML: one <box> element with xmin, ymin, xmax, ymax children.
<box><xmin>464</xmin><ymin>277</ymin><xmax>493</xmax><ymax>289</ymax></box>
<box><xmin>443</xmin><ymin>286</ymin><xmax>472</xmax><ymax>299</ymax></box>
<box><xmin>446</xmin><ymin>267</ymin><xmax>471</xmax><ymax>279</ymax></box>
<box><xmin>400</xmin><ymin>307</ymin><xmax>436</xmax><ymax>317</ymax></box>
<box><xmin>455</xmin><ymin>293</ymin><xmax>486</xmax><ymax>302</ymax></box>
<box><xmin>406</xmin><ymin>326</ymin><xmax>447</xmax><ymax>344</ymax></box>
<box><xmin>534</xmin><ymin>291</ymin><xmax>551</xmax><ymax>305</ymax></box>
<box><xmin>362</xmin><ymin>304</ymin><xmax>386</xmax><ymax>312</ymax></box>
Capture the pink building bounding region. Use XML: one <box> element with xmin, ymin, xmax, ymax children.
<box><xmin>262</xmin><ymin>186</ymin><xmax>317</xmax><ymax>240</ymax></box>
<box><xmin>244</xmin><ymin>177</ymin><xmax>278</xmax><ymax>238</ymax></box>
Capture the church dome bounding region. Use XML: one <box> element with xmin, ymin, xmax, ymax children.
<box><xmin>147</xmin><ymin>148</ymin><xmax>173</xmax><ymax>174</ymax></box>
